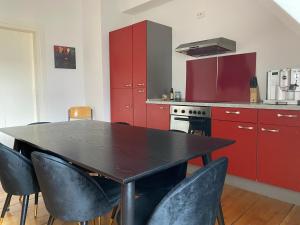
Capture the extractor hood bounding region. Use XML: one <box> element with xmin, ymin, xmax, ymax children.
<box><xmin>176</xmin><ymin>37</ymin><xmax>236</xmax><ymax>57</ymax></box>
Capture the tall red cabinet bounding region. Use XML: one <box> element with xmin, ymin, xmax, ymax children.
<box><xmin>110</xmin><ymin>21</ymin><xmax>172</xmax><ymax>127</ymax></box>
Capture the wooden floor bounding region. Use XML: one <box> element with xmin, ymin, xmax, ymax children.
<box><xmin>0</xmin><ymin>184</ymin><xmax>299</xmax><ymax>225</ymax></box>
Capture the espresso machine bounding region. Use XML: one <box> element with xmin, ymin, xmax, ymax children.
<box><xmin>264</xmin><ymin>68</ymin><xmax>300</xmax><ymax>105</ymax></box>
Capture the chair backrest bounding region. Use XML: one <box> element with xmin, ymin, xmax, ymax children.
<box><xmin>0</xmin><ymin>143</ymin><xmax>39</xmax><ymax>195</ymax></box>
<box><xmin>147</xmin><ymin>157</ymin><xmax>228</xmax><ymax>225</ymax></box>
<box><xmin>68</xmin><ymin>106</ymin><xmax>93</xmax><ymax>121</ymax></box>
<box><xmin>31</xmin><ymin>152</ymin><xmax>112</xmax><ymax>222</ymax></box>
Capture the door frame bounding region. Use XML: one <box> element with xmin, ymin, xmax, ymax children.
<box><xmin>0</xmin><ymin>21</ymin><xmax>43</xmax><ymax>122</ymax></box>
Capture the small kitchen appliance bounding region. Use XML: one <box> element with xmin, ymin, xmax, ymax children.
<box><xmin>264</xmin><ymin>68</ymin><xmax>300</xmax><ymax>105</ymax></box>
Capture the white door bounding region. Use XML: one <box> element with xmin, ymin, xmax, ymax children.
<box><xmin>0</xmin><ymin>28</ymin><xmax>37</xmax><ymax>128</ymax></box>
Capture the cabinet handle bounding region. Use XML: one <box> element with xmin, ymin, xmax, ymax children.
<box><xmin>159</xmin><ymin>107</ymin><xmax>165</xmax><ymax>110</ymax></box>
<box><xmin>124</xmin><ymin>84</ymin><xmax>132</xmax><ymax>87</ymax></box>
<box><xmin>238</xmin><ymin>125</ymin><xmax>254</xmax><ymax>130</ymax></box>
<box><xmin>124</xmin><ymin>105</ymin><xmax>130</xmax><ymax>110</ymax></box>
<box><xmin>277</xmin><ymin>113</ymin><xmax>298</xmax><ymax>118</ymax></box>
<box><xmin>138</xmin><ymin>89</ymin><xmax>145</xmax><ymax>93</ymax></box>
<box><xmin>261</xmin><ymin>128</ymin><xmax>279</xmax><ymax>133</ymax></box>
<box><xmin>137</xmin><ymin>83</ymin><xmax>145</xmax><ymax>86</ymax></box>
<box><xmin>225</xmin><ymin>110</ymin><xmax>240</xmax><ymax>115</ymax></box>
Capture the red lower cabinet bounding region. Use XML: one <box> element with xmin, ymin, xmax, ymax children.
<box><xmin>212</xmin><ymin>120</ymin><xmax>257</xmax><ymax>180</ymax></box>
<box><xmin>111</xmin><ymin>89</ymin><xmax>133</xmax><ymax>125</ymax></box>
<box><xmin>147</xmin><ymin>104</ymin><xmax>170</xmax><ymax>130</ymax></box>
<box><xmin>133</xmin><ymin>88</ymin><xmax>147</xmax><ymax>127</ymax></box>
<box><xmin>258</xmin><ymin>124</ymin><xmax>300</xmax><ymax>192</ymax></box>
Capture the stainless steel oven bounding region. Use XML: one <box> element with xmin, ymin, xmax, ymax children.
<box><xmin>170</xmin><ymin>105</ymin><xmax>211</xmax><ymax>136</ymax></box>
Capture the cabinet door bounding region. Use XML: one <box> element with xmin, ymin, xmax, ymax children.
<box><xmin>133</xmin><ymin>21</ymin><xmax>147</xmax><ymax>89</ymax></box>
<box><xmin>212</xmin><ymin>120</ymin><xmax>257</xmax><ymax>180</ymax></box>
<box><xmin>147</xmin><ymin>104</ymin><xmax>170</xmax><ymax>130</ymax></box>
<box><xmin>111</xmin><ymin>89</ymin><xmax>133</xmax><ymax>125</ymax></box>
<box><xmin>109</xmin><ymin>26</ymin><xmax>133</xmax><ymax>89</ymax></box>
<box><xmin>217</xmin><ymin>52</ymin><xmax>256</xmax><ymax>102</ymax></box>
<box><xmin>258</xmin><ymin>124</ymin><xmax>300</xmax><ymax>192</ymax></box>
<box><xmin>186</xmin><ymin>57</ymin><xmax>218</xmax><ymax>102</ymax></box>
<box><xmin>133</xmin><ymin>88</ymin><xmax>147</xmax><ymax>127</ymax></box>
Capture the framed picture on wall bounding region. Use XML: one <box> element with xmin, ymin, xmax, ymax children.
<box><xmin>54</xmin><ymin>45</ymin><xmax>76</xmax><ymax>69</ymax></box>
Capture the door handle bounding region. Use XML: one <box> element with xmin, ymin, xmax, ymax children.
<box><xmin>237</xmin><ymin>125</ymin><xmax>254</xmax><ymax>130</ymax></box>
<box><xmin>261</xmin><ymin>128</ymin><xmax>279</xmax><ymax>133</ymax></box>
<box><xmin>277</xmin><ymin>113</ymin><xmax>298</xmax><ymax>118</ymax></box>
<box><xmin>225</xmin><ymin>111</ymin><xmax>240</xmax><ymax>115</ymax></box>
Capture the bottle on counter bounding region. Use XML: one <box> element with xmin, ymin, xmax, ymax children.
<box><xmin>250</xmin><ymin>76</ymin><xmax>259</xmax><ymax>103</ymax></box>
<box><xmin>170</xmin><ymin>88</ymin><xmax>174</xmax><ymax>100</ymax></box>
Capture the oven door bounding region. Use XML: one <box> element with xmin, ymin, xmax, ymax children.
<box><xmin>170</xmin><ymin>115</ymin><xmax>189</xmax><ymax>133</ymax></box>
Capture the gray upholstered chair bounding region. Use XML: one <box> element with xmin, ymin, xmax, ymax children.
<box><xmin>125</xmin><ymin>157</ymin><xmax>228</xmax><ymax>225</ymax></box>
<box><xmin>31</xmin><ymin>152</ymin><xmax>121</xmax><ymax>225</ymax></box>
<box><xmin>0</xmin><ymin>143</ymin><xmax>40</xmax><ymax>225</ymax></box>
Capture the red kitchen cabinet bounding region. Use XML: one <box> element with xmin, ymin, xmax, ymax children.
<box><xmin>109</xmin><ymin>26</ymin><xmax>133</xmax><ymax>89</ymax></box>
<box><xmin>111</xmin><ymin>89</ymin><xmax>133</xmax><ymax>125</ymax></box>
<box><xmin>258</xmin><ymin>124</ymin><xmax>300</xmax><ymax>192</ymax></box>
<box><xmin>212</xmin><ymin>107</ymin><xmax>258</xmax><ymax>123</ymax></box>
<box><xmin>212</xmin><ymin>120</ymin><xmax>257</xmax><ymax>180</ymax></box>
<box><xmin>259</xmin><ymin>109</ymin><xmax>300</xmax><ymax>127</ymax></box>
<box><xmin>133</xmin><ymin>21</ymin><xmax>147</xmax><ymax>89</ymax></box>
<box><xmin>147</xmin><ymin>104</ymin><xmax>170</xmax><ymax>130</ymax></box>
<box><xmin>133</xmin><ymin>88</ymin><xmax>147</xmax><ymax>127</ymax></box>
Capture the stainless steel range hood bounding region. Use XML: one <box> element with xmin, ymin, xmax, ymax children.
<box><xmin>176</xmin><ymin>37</ymin><xmax>236</xmax><ymax>57</ymax></box>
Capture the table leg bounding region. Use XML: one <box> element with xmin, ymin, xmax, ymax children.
<box><xmin>121</xmin><ymin>182</ymin><xmax>135</xmax><ymax>225</ymax></box>
<box><xmin>202</xmin><ymin>153</ymin><xmax>225</xmax><ymax>225</ymax></box>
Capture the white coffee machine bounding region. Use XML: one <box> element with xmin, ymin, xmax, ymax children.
<box><xmin>264</xmin><ymin>68</ymin><xmax>300</xmax><ymax>105</ymax></box>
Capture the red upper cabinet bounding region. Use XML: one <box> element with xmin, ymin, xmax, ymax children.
<box><xmin>133</xmin><ymin>88</ymin><xmax>147</xmax><ymax>127</ymax></box>
<box><xmin>109</xmin><ymin>26</ymin><xmax>133</xmax><ymax>89</ymax></box>
<box><xmin>186</xmin><ymin>57</ymin><xmax>218</xmax><ymax>102</ymax></box>
<box><xmin>217</xmin><ymin>52</ymin><xmax>256</xmax><ymax>102</ymax></box>
<box><xmin>111</xmin><ymin>89</ymin><xmax>133</xmax><ymax>125</ymax></box>
<box><xmin>133</xmin><ymin>21</ymin><xmax>147</xmax><ymax>88</ymax></box>
<box><xmin>147</xmin><ymin>104</ymin><xmax>170</xmax><ymax>130</ymax></box>
<box><xmin>258</xmin><ymin>124</ymin><xmax>300</xmax><ymax>192</ymax></box>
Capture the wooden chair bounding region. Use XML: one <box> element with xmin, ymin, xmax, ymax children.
<box><xmin>68</xmin><ymin>106</ymin><xmax>93</xmax><ymax>121</ymax></box>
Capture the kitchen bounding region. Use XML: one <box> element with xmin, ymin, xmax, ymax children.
<box><xmin>0</xmin><ymin>0</ymin><xmax>300</xmax><ymax>225</ymax></box>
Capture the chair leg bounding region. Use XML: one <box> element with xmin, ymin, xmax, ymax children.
<box><xmin>0</xmin><ymin>194</ymin><xmax>12</xmax><ymax>225</ymax></box>
<box><xmin>34</xmin><ymin>193</ymin><xmax>39</xmax><ymax>218</ymax></box>
<box><xmin>110</xmin><ymin>206</ymin><xmax>119</xmax><ymax>225</ymax></box>
<box><xmin>20</xmin><ymin>195</ymin><xmax>29</xmax><ymax>225</ymax></box>
<box><xmin>80</xmin><ymin>222</ymin><xmax>88</xmax><ymax>225</ymax></box>
<box><xmin>47</xmin><ymin>215</ymin><xmax>55</xmax><ymax>225</ymax></box>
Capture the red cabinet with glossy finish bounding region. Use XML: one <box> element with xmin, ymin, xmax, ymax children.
<box><xmin>147</xmin><ymin>104</ymin><xmax>170</xmax><ymax>130</ymax></box>
<box><xmin>186</xmin><ymin>57</ymin><xmax>218</xmax><ymax>102</ymax></box>
<box><xmin>133</xmin><ymin>88</ymin><xmax>147</xmax><ymax>127</ymax></box>
<box><xmin>258</xmin><ymin>124</ymin><xmax>300</xmax><ymax>192</ymax></box>
<box><xmin>259</xmin><ymin>109</ymin><xmax>300</xmax><ymax>127</ymax></box>
<box><xmin>109</xmin><ymin>26</ymin><xmax>133</xmax><ymax>89</ymax></box>
<box><xmin>111</xmin><ymin>89</ymin><xmax>133</xmax><ymax>125</ymax></box>
<box><xmin>212</xmin><ymin>107</ymin><xmax>258</xmax><ymax>123</ymax></box>
<box><xmin>212</xmin><ymin>120</ymin><xmax>257</xmax><ymax>180</ymax></box>
<box><xmin>133</xmin><ymin>21</ymin><xmax>147</xmax><ymax>89</ymax></box>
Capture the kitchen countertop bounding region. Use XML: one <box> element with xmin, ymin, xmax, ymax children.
<box><xmin>146</xmin><ymin>99</ymin><xmax>300</xmax><ymax>110</ymax></box>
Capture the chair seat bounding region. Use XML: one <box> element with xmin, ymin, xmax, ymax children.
<box><xmin>93</xmin><ymin>177</ymin><xmax>121</xmax><ymax>207</ymax></box>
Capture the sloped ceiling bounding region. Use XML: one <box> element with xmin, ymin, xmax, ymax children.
<box><xmin>119</xmin><ymin>0</ymin><xmax>174</xmax><ymax>14</ymax></box>
<box><xmin>273</xmin><ymin>0</ymin><xmax>300</xmax><ymax>23</ymax></box>
<box><xmin>257</xmin><ymin>0</ymin><xmax>300</xmax><ymax>36</ymax></box>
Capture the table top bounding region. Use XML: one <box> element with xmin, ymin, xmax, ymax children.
<box><xmin>0</xmin><ymin>121</ymin><xmax>234</xmax><ymax>184</ymax></box>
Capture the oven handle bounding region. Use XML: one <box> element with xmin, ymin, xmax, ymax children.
<box><xmin>174</xmin><ymin>117</ymin><xmax>190</xmax><ymax>121</ymax></box>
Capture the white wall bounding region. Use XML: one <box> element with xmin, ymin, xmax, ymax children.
<box><xmin>98</xmin><ymin>0</ymin><xmax>300</xmax><ymax>121</ymax></box>
<box><xmin>0</xmin><ymin>0</ymin><xmax>86</xmax><ymax>122</ymax></box>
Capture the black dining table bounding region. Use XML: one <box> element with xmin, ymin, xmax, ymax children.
<box><xmin>0</xmin><ymin>120</ymin><xmax>234</xmax><ymax>225</ymax></box>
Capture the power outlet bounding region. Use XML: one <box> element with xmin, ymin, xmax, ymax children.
<box><xmin>196</xmin><ymin>11</ymin><xmax>206</xmax><ymax>19</ymax></box>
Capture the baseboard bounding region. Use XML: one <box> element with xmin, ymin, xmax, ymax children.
<box><xmin>188</xmin><ymin>164</ymin><xmax>300</xmax><ymax>205</ymax></box>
